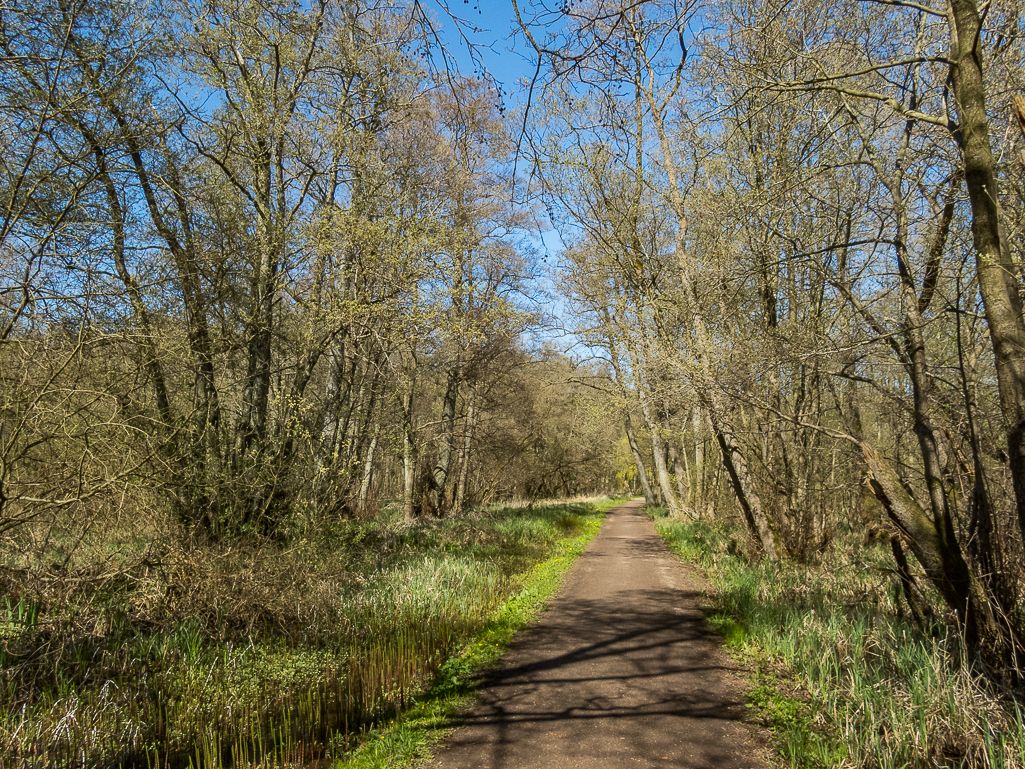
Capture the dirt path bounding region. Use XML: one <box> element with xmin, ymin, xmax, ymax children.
<box><xmin>425</xmin><ymin>499</ymin><xmax>768</xmax><ymax>769</ymax></box>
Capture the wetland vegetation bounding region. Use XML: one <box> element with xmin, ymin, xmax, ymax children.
<box><xmin>1</xmin><ymin>498</ymin><xmax>614</xmax><ymax>767</ymax></box>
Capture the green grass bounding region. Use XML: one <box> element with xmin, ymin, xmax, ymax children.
<box><xmin>332</xmin><ymin>502</ymin><xmax>610</xmax><ymax>769</ymax></box>
<box><xmin>0</xmin><ymin>497</ymin><xmax>620</xmax><ymax>768</ymax></box>
<box><xmin>650</xmin><ymin>510</ymin><xmax>1025</xmax><ymax>769</ymax></box>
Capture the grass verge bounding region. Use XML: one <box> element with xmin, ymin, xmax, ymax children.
<box><xmin>332</xmin><ymin>501</ymin><xmax>611</xmax><ymax>769</ymax></box>
<box><xmin>649</xmin><ymin>509</ymin><xmax>1025</xmax><ymax>769</ymax></box>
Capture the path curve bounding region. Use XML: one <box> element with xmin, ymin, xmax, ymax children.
<box><xmin>426</xmin><ymin>499</ymin><xmax>768</xmax><ymax>769</ymax></box>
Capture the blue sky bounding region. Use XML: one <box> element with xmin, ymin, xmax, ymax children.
<box><xmin>432</xmin><ymin>0</ymin><xmax>580</xmax><ymax>350</ymax></box>
<box><xmin>434</xmin><ymin>0</ymin><xmax>539</xmax><ymax>106</ymax></box>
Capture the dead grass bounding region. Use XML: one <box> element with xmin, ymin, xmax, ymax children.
<box><xmin>0</xmin><ymin>496</ymin><xmax>618</xmax><ymax>767</ymax></box>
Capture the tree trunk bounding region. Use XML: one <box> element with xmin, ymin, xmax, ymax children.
<box><xmin>402</xmin><ymin>385</ymin><xmax>416</xmax><ymax>522</ymax></box>
<box><xmin>634</xmin><ymin>372</ymin><xmax>680</xmax><ymax>514</ymax></box>
<box><xmin>237</xmin><ymin>147</ymin><xmax>279</xmax><ymax>463</ymax></box>
<box><xmin>668</xmin><ymin>442</ymin><xmax>692</xmax><ymax>514</ymax></box>
<box><xmin>862</xmin><ymin>444</ymin><xmax>999</xmax><ymax>650</ymax></box>
<box><xmin>692</xmin><ymin>406</ymin><xmax>705</xmax><ymax>506</ymax></box>
<box><xmin>319</xmin><ymin>343</ymin><xmax>350</xmax><ymax>470</ymax></box>
<box><xmin>947</xmin><ymin>0</ymin><xmax>1025</xmax><ymax>542</ymax></box>
<box><xmin>358</xmin><ymin>420</ymin><xmax>381</xmax><ymax>514</ymax></box>
<box><xmin>712</xmin><ymin>409</ymin><xmax>781</xmax><ymax>561</ymax></box>
<box><xmin>430</xmin><ymin>369</ymin><xmax>460</xmax><ymax>515</ymax></box>
<box><xmin>624</xmin><ymin>412</ymin><xmax>656</xmax><ymax>504</ymax></box>
<box><xmin>397</xmin><ymin>352</ymin><xmax>419</xmax><ymax>522</ymax></box>
<box><xmin>453</xmin><ymin>389</ymin><xmax>477</xmax><ymax>515</ymax></box>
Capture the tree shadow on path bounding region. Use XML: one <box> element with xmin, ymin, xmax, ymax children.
<box><xmin>429</xmin><ymin>500</ymin><xmax>766</xmax><ymax>769</ymax></box>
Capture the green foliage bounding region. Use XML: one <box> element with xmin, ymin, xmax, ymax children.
<box><xmin>746</xmin><ymin>677</ymin><xmax>847</xmax><ymax>769</ymax></box>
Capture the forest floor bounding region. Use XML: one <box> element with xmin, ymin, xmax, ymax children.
<box><xmin>422</xmin><ymin>498</ymin><xmax>769</xmax><ymax>769</ymax></box>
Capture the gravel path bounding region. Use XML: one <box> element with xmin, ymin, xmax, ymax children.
<box><xmin>426</xmin><ymin>499</ymin><xmax>769</xmax><ymax>769</ymax></box>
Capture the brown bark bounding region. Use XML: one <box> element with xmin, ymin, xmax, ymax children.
<box><xmin>638</xmin><ymin>394</ymin><xmax>679</xmax><ymax>514</ymax></box>
<box><xmin>668</xmin><ymin>443</ymin><xmax>691</xmax><ymax>512</ymax></box>
<box><xmin>692</xmin><ymin>407</ymin><xmax>706</xmax><ymax>506</ymax></box>
<box><xmin>1013</xmin><ymin>94</ymin><xmax>1025</xmax><ymax>140</ymax></box>
<box><xmin>402</xmin><ymin>384</ymin><xmax>416</xmax><ymax>523</ymax></box>
<box><xmin>711</xmin><ymin>409</ymin><xmax>781</xmax><ymax>562</ymax></box>
<box><xmin>430</xmin><ymin>370</ymin><xmax>460</xmax><ymax>515</ymax></box>
<box><xmin>890</xmin><ymin>537</ymin><xmax>928</xmax><ymax>627</ymax></box>
<box><xmin>358</xmin><ymin>421</ymin><xmax>381</xmax><ymax>514</ymax></box>
<box><xmin>628</xmin><ymin>344</ymin><xmax>680</xmax><ymax>514</ymax></box>
<box><xmin>453</xmin><ymin>390</ymin><xmax>477</xmax><ymax>515</ymax></box>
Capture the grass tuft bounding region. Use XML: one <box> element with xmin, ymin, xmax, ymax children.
<box><xmin>651</xmin><ymin>510</ymin><xmax>1025</xmax><ymax>769</ymax></box>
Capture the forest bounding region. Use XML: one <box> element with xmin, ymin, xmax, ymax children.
<box><xmin>2</xmin><ymin>0</ymin><xmax>1025</xmax><ymax>765</ymax></box>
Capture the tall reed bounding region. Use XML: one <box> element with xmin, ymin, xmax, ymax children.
<box><xmin>0</xmin><ymin>500</ymin><xmax>612</xmax><ymax>768</ymax></box>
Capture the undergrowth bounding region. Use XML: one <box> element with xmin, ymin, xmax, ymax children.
<box><xmin>0</xmin><ymin>496</ymin><xmax>619</xmax><ymax>768</ymax></box>
<box><xmin>334</xmin><ymin>502</ymin><xmax>608</xmax><ymax>769</ymax></box>
<box><xmin>650</xmin><ymin>508</ymin><xmax>1025</xmax><ymax>769</ymax></box>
